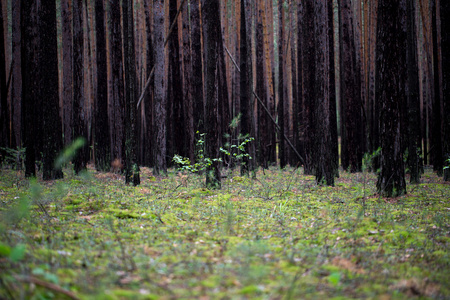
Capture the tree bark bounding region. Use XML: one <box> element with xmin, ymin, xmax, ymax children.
<box><xmin>301</xmin><ymin>0</ymin><xmax>315</xmax><ymax>174</ymax></box>
<box><xmin>313</xmin><ymin>0</ymin><xmax>335</xmax><ymax>186</ymax></box>
<box><xmin>202</xmin><ymin>0</ymin><xmax>221</xmax><ymax>188</ymax></box>
<box><xmin>21</xmin><ymin>0</ymin><xmax>40</xmax><ymax>177</ymax></box>
<box><xmin>61</xmin><ymin>0</ymin><xmax>73</xmax><ymax>147</ymax></box>
<box><xmin>240</xmin><ymin>0</ymin><xmax>255</xmax><ymax>176</ymax></box>
<box><xmin>153</xmin><ymin>0</ymin><xmax>167</xmax><ymax>175</ymax></box>
<box><xmin>167</xmin><ymin>0</ymin><xmax>184</xmax><ymax>161</ymax></box>
<box><xmin>431</xmin><ymin>0</ymin><xmax>443</xmax><ymax>175</ymax></box>
<box><xmin>278</xmin><ymin>0</ymin><xmax>286</xmax><ymax>168</ymax></box>
<box><xmin>441</xmin><ymin>0</ymin><xmax>450</xmax><ymax>180</ymax></box>
<box><xmin>123</xmin><ymin>0</ymin><xmax>140</xmax><ymax>185</ymax></box>
<box><xmin>339</xmin><ymin>0</ymin><xmax>363</xmax><ymax>172</ymax></box>
<box><xmin>94</xmin><ymin>0</ymin><xmax>110</xmax><ymax>172</ymax></box>
<box><xmin>10</xmin><ymin>0</ymin><xmax>21</xmax><ymax>150</ymax></box>
<box><xmin>0</xmin><ymin>0</ymin><xmax>8</xmax><ymax>162</ymax></box>
<box><xmin>406</xmin><ymin>0</ymin><xmax>422</xmax><ymax>183</ymax></box>
<box><xmin>73</xmin><ymin>0</ymin><xmax>88</xmax><ymax>174</ymax></box>
<box><xmin>376</xmin><ymin>0</ymin><xmax>407</xmax><ymax>197</ymax></box>
<box><xmin>182</xmin><ymin>0</ymin><xmax>194</xmax><ymax>162</ymax></box>
<box><xmin>191</xmin><ymin>0</ymin><xmax>204</xmax><ymax>136</ymax></box>
<box><xmin>41</xmin><ymin>0</ymin><xmax>64</xmax><ymax>180</ymax></box>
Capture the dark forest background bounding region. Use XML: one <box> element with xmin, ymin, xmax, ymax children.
<box><xmin>0</xmin><ymin>0</ymin><xmax>449</xmax><ymax>196</ymax></box>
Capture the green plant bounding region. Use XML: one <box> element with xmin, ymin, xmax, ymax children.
<box><xmin>173</xmin><ymin>132</ymin><xmax>223</xmax><ymax>174</ymax></box>
<box><xmin>0</xmin><ymin>146</ymin><xmax>26</xmax><ymax>170</ymax></box>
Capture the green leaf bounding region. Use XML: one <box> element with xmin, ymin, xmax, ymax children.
<box><xmin>10</xmin><ymin>244</ymin><xmax>26</xmax><ymax>262</ymax></box>
<box><xmin>328</xmin><ymin>272</ymin><xmax>341</xmax><ymax>287</ymax></box>
<box><xmin>0</xmin><ymin>242</ymin><xmax>11</xmax><ymax>257</ymax></box>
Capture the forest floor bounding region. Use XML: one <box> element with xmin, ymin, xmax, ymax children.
<box><xmin>0</xmin><ymin>165</ymin><xmax>449</xmax><ymax>299</ymax></box>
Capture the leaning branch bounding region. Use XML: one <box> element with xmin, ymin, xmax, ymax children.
<box><xmin>137</xmin><ymin>0</ymin><xmax>187</xmax><ymax>109</ymax></box>
<box><xmin>223</xmin><ymin>44</ymin><xmax>305</xmax><ymax>165</ymax></box>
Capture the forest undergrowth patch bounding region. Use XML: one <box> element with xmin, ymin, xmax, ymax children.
<box><xmin>0</xmin><ymin>166</ymin><xmax>449</xmax><ymax>299</ymax></box>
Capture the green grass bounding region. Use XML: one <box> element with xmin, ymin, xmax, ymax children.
<box><xmin>0</xmin><ymin>166</ymin><xmax>449</xmax><ymax>299</ymax></box>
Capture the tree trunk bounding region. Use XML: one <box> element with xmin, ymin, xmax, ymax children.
<box><xmin>301</xmin><ymin>0</ymin><xmax>315</xmax><ymax>174</ymax></box>
<box><xmin>339</xmin><ymin>0</ymin><xmax>363</xmax><ymax>172</ymax></box>
<box><xmin>431</xmin><ymin>0</ymin><xmax>443</xmax><ymax>175</ymax></box>
<box><xmin>61</xmin><ymin>0</ymin><xmax>73</xmax><ymax>147</ymax></box>
<box><xmin>376</xmin><ymin>0</ymin><xmax>407</xmax><ymax>197</ymax></box>
<box><xmin>182</xmin><ymin>0</ymin><xmax>194</xmax><ymax>163</ymax></box>
<box><xmin>167</xmin><ymin>0</ymin><xmax>184</xmax><ymax>161</ymax></box>
<box><xmin>441</xmin><ymin>0</ymin><xmax>450</xmax><ymax>180</ymax></box>
<box><xmin>256</xmin><ymin>0</ymin><xmax>269</xmax><ymax>169</ymax></box>
<box><xmin>109</xmin><ymin>0</ymin><xmax>124</xmax><ymax>168</ymax></box>
<box><xmin>153</xmin><ymin>0</ymin><xmax>167</xmax><ymax>175</ymax></box>
<box><xmin>123</xmin><ymin>0</ymin><xmax>140</xmax><ymax>185</ymax></box>
<box><xmin>94</xmin><ymin>0</ymin><xmax>110</xmax><ymax>172</ymax></box>
<box><xmin>73</xmin><ymin>0</ymin><xmax>88</xmax><ymax>174</ymax></box>
<box><xmin>278</xmin><ymin>0</ymin><xmax>286</xmax><ymax>168</ymax></box>
<box><xmin>21</xmin><ymin>0</ymin><xmax>40</xmax><ymax>177</ymax></box>
<box><xmin>143</xmin><ymin>0</ymin><xmax>153</xmax><ymax>167</ymax></box>
<box><xmin>41</xmin><ymin>0</ymin><xmax>64</xmax><ymax>180</ymax></box>
<box><xmin>240</xmin><ymin>0</ymin><xmax>255</xmax><ymax>176</ymax></box>
<box><xmin>406</xmin><ymin>0</ymin><xmax>422</xmax><ymax>183</ymax></box>
<box><xmin>0</xmin><ymin>0</ymin><xmax>8</xmax><ymax>162</ymax></box>
<box><xmin>11</xmin><ymin>0</ymin><xmax>21</xmax><ymax>150</ymax></box>
<box><xmin>314</xmin><ymin>0</ymin><xmax>335</xmax><ymax>186</ymax></box>
<box><xmin>328</xmin><ymin>0</ymin><xmax>339</xmax><ymax>177</ymax></box>
<box><xmin>191</xmin><ymin>0</ymin><xmax>204</xmax><ymax>136</ymax></box>
<box><xmin>202</xmin><ymin>0</ymin><xmax>221</xmax><ymax>188</ymax></box>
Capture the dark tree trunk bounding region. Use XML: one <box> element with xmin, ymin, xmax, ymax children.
<box><xmin>328</xmin><ymin>0</ymin><xmax>339</xmax><ymax>177</ymax></box>
<box><xmin>191</xmin><ymin>0</ymin><xmax>204</xmax><ymax>136</ymax></box>
<box><xmin>167</xmin><ymin>0</ymin><xmax>184</xmax><ymax>160</ymax></box>
<box><xmin>61</xmin><ymin>0</ymin><xmax>73</xmax><ymax>146</ymax></box>
<box><xmin>313</xmin><ymin>0</ymin><xmax>335</xmax><ymax>186</ymax></box>
<box><xmin>376</xmin><ymin>0</ymin><xmax>407</xmax><ymax>197</ymax></box>
<box><xmin>290</xmin><ymin>0</ymin><xmax>299</xmax><ymax>167</ymax></box>
<box><xmin>109</xmin><ymin>0</ymin><xmax>124</xmax><ymax>166</ymax></box>
<box><xmin>301</xmin><ymin>0</ymin><xmax>315</xmax><ymax>174</ymax></box>
<box><xmin>153</xmin><ymin>0</ymin><xmax>167</xmax><ymax>175</ymax></box>
<box><xmin>123</xmin><ymin>0</ymin><xmax>140</xmax><ymax>185</ymax></box>
<box><xmin>40</xmin><ymin>0</ymin><xmax>64</xmax><ymax>180</ymax></box>
<box><xmin>441</xmin><ymin>0</ymin><xmax>450</xmax><ymax>181</ymax></box>
<box><xmin>256</xmin><ymin>1</ymin><xmax>269</xmax><ymax>169</ymax></box>
<box><xmin>21</xmin><ymin>0</ymin><xmax>40</xmax><ymax>177</ymax></box>
<box><xmin>431</xmin><ymin>0</ymin><xmax>443</xmax><ymax>175</ymax></box>
<box><xmin>406</xmin><ymin>0</ymin><xmax>422</xmax><ymax>183</ymax></box>
<box><xmin>278</xmin><ymin>0</ymin><xmax>286</xmax><ymax>168</ymax></box>
<box><xmin>11</xmin><ymin>0</ymin><xmax>21</xmax><ymax>149</ymax></box>
<box><xmin>94</xmin><ymin>0</ymin><xmax>110</xmax><ymax>172</ymax></box>
<box><xmin>339</xmin><ymin>0</ymin><xmax>363</xmax><ymax>172</ymax></box>
<box><xmin>73</xmin><ymin>0</ymin><xmax>88</xmax><ymax>174</ymax></box>
<box><xmin>296</xmin><ymin>1</ymin><xmax>305</xmax><ymax>166</ymax></box>
<box><xmin>367</xmin><ymin>0</ymin><xmax>379</xmax><ymax>170</ymax></box>
<box><xmin>240</xmin><ymin>0</ymin><xmax>255</xmax><ymax>175</ymax></box>
<box><xmin>182</xmin><ymin>0</ymin><xmax>195</xmax><ymax>163</ymax></box>
<box><xmin>0</xmin><ymin>0</ymin><xmax>9</xmax><ymax>163</ymax></box>
<box><xmin>142</xmin><ymin>1</ymin><xmax>153</xmax><ymax>167</ymax></box>
<box><xmin>202</xmin><ymin>0</ymin><xmax>221</xmax><ymax>188</ymax></box>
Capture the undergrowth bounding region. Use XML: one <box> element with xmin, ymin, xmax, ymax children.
<box><xmin>0</xmin><ymin>166</ymin><xmax>449</xmax><ymax>299</ymax></box>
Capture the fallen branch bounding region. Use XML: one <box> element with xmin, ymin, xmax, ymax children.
<box><xmin>13</xmin><ymin>275</ymin><xmax>81</xmax><ymax>300</ymax></box>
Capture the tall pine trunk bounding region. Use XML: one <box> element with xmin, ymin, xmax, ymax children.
<box><xmin>202</xmin><ymin>0</ymin><xmax>221</xmax><ymax>188</ymax></box>
<box><xmin>94</xmin><ymin>0</ymin><xmax>110</xmax><ymax>172</ymax></box>
<box><xmin>73</xmin><ymin>0</ymin><xmax>88</xmax><ymax>174</ymax></box>
<box><xmin>153</xmin><ymin>0</ymin><xmax>167</xmax><ymax>175</ymax></box>
<box><xmin>123</xmin><ymin>0</ymin><xmax>140</xmax><ymax>185</ymax></box>
<box><xmin>41</xmin><ymin>0</ymin><xmax>64</xmax><ymax>180</ymax></box>
<box><xmin>376</xmin><ymin>0</ymin><xmax>407</xmax><ymax>197</ymax></box>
